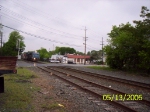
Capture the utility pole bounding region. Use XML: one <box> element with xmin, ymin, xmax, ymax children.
<box><xmin>0</xmin><ymin>29</ymin><xmax>2</xmax><ymax>48</ymax></box>
<box><xmin>83</xmin><ymin>27</ymin><xmax>88</xmax><ymax>65</ymax></box>
<box><xmin>0</xmin><ymin>24</ymin><xmax>3</xmax><ymax>56</ymax></box>
<box><xmin>100</xmin><ymin>37</ymin><xmax>104</xmax><ymax>64</ymax></box>
<box><xmin>0</xmin><ymin>7</ymin><xmax>3</xmax><ymax>56</ymax></box>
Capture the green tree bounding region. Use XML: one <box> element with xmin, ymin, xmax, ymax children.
<box><xmin>2</xmin><ymin>31</ymin><xmax>25</xmax><ymax>56</ymax></box>
<box><xmin>54</xmin><ymin>47</ymin><xmax>76</xmax><ymax>55</ymax></box>
<box><xmin>76</xmin><ymin>51</ymin><xmax>84</xmax><ymax>55</ymax></box>
<box><xmin>104</xmin><ymin>6</ymin><xmax>150</xmax><ymax>72</ymax></box>
<box><xmin>48</xmin><ymin>47</ymin><xmax>78</xmax><ymax>59</ymax></box>
<box><xmin>37</xmin><ymin>47</ymin><xmax>49</xmax><ymax>61</ymax></box>
<box><xmin>87</xmin><ymin>50</ymin><xmax>102</xmax><ymax>62</ymax></box>
<box><xmin>133</xmin><ymin>6</ymin><xmax>150</xmax><ymax>72</ymax></box>
<box><xmin>105</xmin><ymin>23</ymin><xmax>136</xmax><ymax>69</ymax></box>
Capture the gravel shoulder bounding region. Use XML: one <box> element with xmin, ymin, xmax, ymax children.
<box><xmin>27</xmin><ymin>67</ymin><xmax>81</xmax><ymax>112</ymax></box>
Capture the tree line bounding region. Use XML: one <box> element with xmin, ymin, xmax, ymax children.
<box><xmin>104</xmin><ymin>6</ymin><xmax>150</xmax><ymax>73</ymax></box>
<box><xmin>0</xmin><ymin>30</ymin><xmax>101</xmax><ymax>62</ymax></box>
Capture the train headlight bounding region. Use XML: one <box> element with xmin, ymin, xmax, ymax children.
<box><xmin>34</xmin><ymin>58</ymin><xmax>35</xmax><ymax>60</ymax></box>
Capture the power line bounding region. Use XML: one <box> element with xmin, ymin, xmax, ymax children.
<box><xmin>1</xmin><ymin>12</ymin><xmax>82</xmax><ymax>40</ymax></box>
<box><xmin>0</xmin><ymin>7</ymin><xmax>3</xmax><ymax>55</ymax></box>
<box><xmin>86</xmin><ymin>44</ymin><xmax>99</xmax><ymax>50</ymax></box>
<box><xmin>1</xmin><ymin>11</ymin><xmax>103</xmax><ymax>51</ymax></box>
<box><xmin>3</xmin><ymin>0</ymin><xmax>82</xmax><ymax>31</ymax></box>
<box><xmin>0</xmin><ymin>5</ymin><xmax>83</xmax><ymax>38</ymax></box>
<box><xmin>1</xmin><ymin>24</ymin><xmax>82</xmax><ymax>47</ymax></box>
<box><xmin>12</xmin><ymin>0</ymin><xmax>82</xmax><ymax>30</ymax></box>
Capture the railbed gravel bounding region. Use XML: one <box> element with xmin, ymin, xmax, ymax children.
<box><xmin>51</xmin><ymin>67</ymin><xmax>150</xmax><ymax>101</ymax></box>
<box><xmin>28</xmin><ymin>66</ymin><xmax>150</xmax><ymax>112</ymax></box>
<box><xmin>48</xmin><ymin>67</ymin><xmax>150</xmax><ymax>112</ymax></box>
<box><xmin>29</xmin><ymin>67</ymin><xmax>111</xmax><ymax>112</ymax></box>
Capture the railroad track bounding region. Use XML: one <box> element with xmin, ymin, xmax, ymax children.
<box><xmin>22</xmin><ymin>60</ymin><xmax>45</xmax><ymax>64</ymax></box>
<box><xmin>53</xmin><ymin>66</ymin><xmax>150</xmax><ymax>91</ymax></box>
<box><xmin>37</xmin><ymin>66</ymin><xmax>150</xmax><ymax>112</ymax></box>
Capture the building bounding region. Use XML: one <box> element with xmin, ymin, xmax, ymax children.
<box><xmin>65</xmin><ymin>54</ymin><xmax>90</xmax><ymax>64</ymax></box>
<box><xmin>50</xmin><ymin>54</ymin><xmax>90</xmax><ymax>64</ymax></box>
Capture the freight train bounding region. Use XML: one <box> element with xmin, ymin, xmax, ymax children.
<box><xmin>21</xmin><ymin>51</ymin><xmax>40</xmax><ymax>61</ymax></box>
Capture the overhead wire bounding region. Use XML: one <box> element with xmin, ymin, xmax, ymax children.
<box><xmin>0</xmin><ymin>5</ymin><xmax>83</xmax><ymax>38</ymax></box>
<box><xmin>1</xmin><ymin>12</ymin><xmax>82</xmax><ymax>40</ymax></box>
<box><xmin>0</xmin><ymin>5</ymin><xmax>81</xmax><ymax>38</ymax></box>
<box><xmin>2</xmin><ymin>13</ymin><xmax>101</xmax><ymax>50</ymax></box>
<box><xmin>4</xmin><ymin>0</ymin><xmax>83</xmax><ymax>33</ymax></box>
<box><xmin>1</xmin><ymin>1</ymin><xmax>102</xmax><ymax>50</ymax></box>
<box><xmin>86</xmin><ymin>44</ymin><xmax>100</xmax><ymax>50</ymax></box>
<box><xmin>0</xmin><ymin>6</ymin><xmax>86</xmax><ymax>45</ymax></box>
<box><xmin>13</xmin><ymin>0</ymin><xmax>83</xmax><ymax>30</ymax></box>
<box><xmin>2</xmin><ymin>24</ymin><xmax>82</xmax><ymax>47</ymax></box>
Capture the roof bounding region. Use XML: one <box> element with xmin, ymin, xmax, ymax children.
<box><xmin>67</xmin><ymin>54</ymin><xmax>90</xmax><ymax>59</ymax></box>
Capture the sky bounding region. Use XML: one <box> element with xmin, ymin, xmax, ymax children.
<box><xmin>0</xmin><ymin>0</ymin><xmax>150</xmax><ymax>53</ymax></box>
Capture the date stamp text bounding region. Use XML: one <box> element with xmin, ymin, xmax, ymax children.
<box><xmin>102</xmin><ymin>94</ymin><xmax>142</xmax><ymax>101</ymax></box>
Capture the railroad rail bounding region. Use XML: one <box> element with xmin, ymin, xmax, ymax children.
<box><xmin>54</xmin><ymin>66</ymin><xmax>150</xmax><ymax>91</ymax></box>
<box><xmin>37</xmin><ymin>66</ymin><xmax>150</xmax><ymax>112</ymax></box>
<box><xmin>22</xmin><ymin>60</ymin><xmax>45</xmax><ymax>64</ymax></box>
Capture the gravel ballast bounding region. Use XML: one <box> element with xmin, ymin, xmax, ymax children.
<box><xmin>27</xmin><ymin>66</ymin><xmax>150</xmax><ymax>112</ymax></box>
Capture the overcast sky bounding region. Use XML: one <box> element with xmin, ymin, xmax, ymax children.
<box><xmin>0</xmin><ymin>0</ymin><xmax>150</xmax><ymax>53</ymax></box>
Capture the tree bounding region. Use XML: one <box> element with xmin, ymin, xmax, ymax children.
<box><xmin>105</xmin><ymin>23</ymin><xmax>136</xmax><ymax>69</ymax></box>
<box><xmin>76</xmin><ymin>51</ymin><xmax>84</xmax><ymax>55</ymax></box>
<box><xmin>87</xmin><ymin>50</ymin><xmax>102</xmax><ymax>62</ymax></box>
<box><xmin>133</xmin><ymin>6</ymin><xmax>150</xmax><ymax>72</ymax></box>
<box><xmin>2</xmin><ymin>31</ymin><xmax>25</xmax><ymax>56</ymax></box>
<box><xmin>104</xmin><ymin>6</ymin><xmax>150</xmax><ymax>72</ymax></box>
<box><xmin>37</xmin><ymin>47</ymin><xmax>49</xmax><ymax>61</ymax></box>
<box><xmin>54</xmin><ymin>46</ymin><xmax>76</xmax><ymax>55</ymax></box>
<box><xmin>58</xmin><ymin>47</ymin><xmax>76</xmax><ymax>55</ymax></box>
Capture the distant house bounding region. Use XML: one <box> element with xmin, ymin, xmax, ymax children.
<box><xmin>65</xmin><ymin>54</ymin><xmax>90</xmax><ymax>64</ymax></box>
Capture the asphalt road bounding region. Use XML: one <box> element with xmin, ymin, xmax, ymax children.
<box><xmin>16</xmin><ymin>60</ymin><xmax>98</xmax><ymax>67</ymax></box>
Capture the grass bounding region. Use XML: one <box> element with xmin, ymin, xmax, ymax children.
<box><xmin>0</xmin><ymin>67</ymin><xmax>38</xmax><ymax>112</ymax></box>
<box><xmin>87</xmin><ymin>65</ymin><xmax>117</xmax><ymax>71</ymax></box>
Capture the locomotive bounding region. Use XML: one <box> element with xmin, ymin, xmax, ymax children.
<box><xmin>21</xmin><ymin>51</ymin><xmax>40</xmax><ymax>61</ymax></box>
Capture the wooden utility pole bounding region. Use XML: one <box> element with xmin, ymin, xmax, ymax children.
<box><xmin>84</xmin><ymin>27</ymin><xmax>88</xmax><ymax>65</ymax></box>
<box><xmin>0</xmin><ymin>30</ymin><xmax>2</xmax><ymax>48</ymax></box>
<box><xmin>0</xmin><ymin>7</ymin><xmax>3</xmax><ymax>55</ymax></box>
<box><xmin>0</xmin><ymin>25</ymin><xmax>3</xmax><ymax>56</ymax></box>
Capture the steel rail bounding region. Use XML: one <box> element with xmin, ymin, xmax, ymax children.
<box><xmin>37</xmin><ymin>66</ymin><xmax>139</xmax><ymax>112</ymax></box>
<box><xmin>47</xmin><ymin>67</ymin><xmax>150</xmax><ymax>107</ymax></box>
<box><xmin>55</xmin><ymin>66</ymin><xmax>150</xmax><ymax>91</ymax></box>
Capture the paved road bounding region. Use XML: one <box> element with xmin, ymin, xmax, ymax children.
<box><xmin>17</xmin><ymin>60</ymin><xmax>102</xmax><ymax>67</ymax></box>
